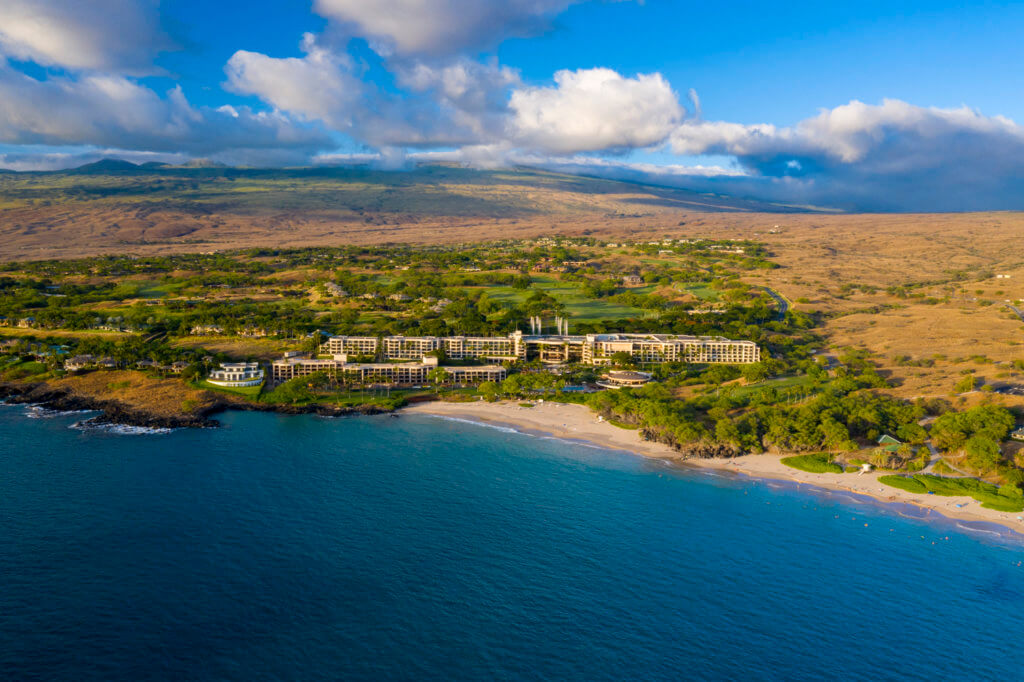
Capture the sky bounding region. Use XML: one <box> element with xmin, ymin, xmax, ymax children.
<box><xmin>1</xmin><ymin>0</ymin><xmax>1024</xmax><ymax>210</ymax></box>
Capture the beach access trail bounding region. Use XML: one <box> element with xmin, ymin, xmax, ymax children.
<box><xmin>405</xmin><ymin>400</ymin><xmax>1024</xmax><ymax>536</ymax></box>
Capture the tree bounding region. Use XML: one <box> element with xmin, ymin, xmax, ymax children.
<box><xmin>953</xmin><ymin>375</ymin><xmax>976</xmax><ymax>394</ymax></box>
<box><xmin>742</xmin><ymin>362</ymin><xmax>769</xmax><ymax>384</ymax></box>
<box><xmin>965</xmin><ymin>435</ymin><xmax>1000</xmax><ymax>472</ymax></box>
<box><xmin>427</xmin><ymin>367</ymin><xmax>451</xmax><ymax>386</ymax></box>
<box><xmin>610</xmin><ymin>351</ymin><xmax>634</xmax><ymax>368</ymax></box>
<box><xmin>478</xmin><ymin>381</ymin><xmax>499</xmax><ymax>400</ymax></box>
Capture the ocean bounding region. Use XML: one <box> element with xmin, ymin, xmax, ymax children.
<box><xmin>1</xmin><ymin>405</ymin><xmax>1023</xmax><ymax>681</ymax></box>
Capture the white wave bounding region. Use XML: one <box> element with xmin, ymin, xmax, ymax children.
<box><xmin>69</xmin><ymin>420</ymin><xmax>172</xmax><ymax>435</ymax></box>
<box><xmin>25</xmin><ymin>405</ymin><xmax>96</xmax><ymax>419</ymax></box>
<box><xmin>955</xmin><ymin>522</ymin><xmax>1005</xmax><ymax>537</ymax></box>
<box><xmin>428</xmin><ymin>414</ymin><xmax>521</xmax><ymax>435</ymax></box>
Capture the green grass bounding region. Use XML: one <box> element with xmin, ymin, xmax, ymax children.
<box><xmin>0</xmin><ymin>359</ymin><xmax>50</xmax><ymax>380</ymax></box>
<box><xmin>679</xmin><ymin>284</ymin><xmax>720</xmax><ymax>302</ymax></box>
<box><xmin>879</xmin><ymin>474</ymin><xmax>1024</xmax><ymax>512</ymax></box>
<box><xmin>781</xmin><ymin>453</ymin><xmax>843</xmax><ymax>473</ymax></box>
<box><xmin>481</xmin><ymin>276</ymin><xmax>651</xmax><ymax>322</ymax></box>
<box><xmin>197</xmin><ymin>379</ymin><xmax>264</xmax><ymax>398</ymax></box>
<box><xmin>608</xmin><ymin>418</ymin><xmax>639</xmax><ymax>430</ymax></box>
<box><xmin>730</xmin><ymin>374</ymin><xmax>815</xmax><ymax>399</ymax></box>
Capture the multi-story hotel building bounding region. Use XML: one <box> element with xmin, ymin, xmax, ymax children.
<box><xmin>321</xmin><ymin>335</ymin><xmax>380</xmax><ymax>356</ymax></box>
<box><xmin>321</xmin><ymin>332</ymin><xmax>759</xmax><ymax>366</ymax></box>
<box><xmin>580</xmin><ymin>333</ymin><xmax>760</xmax><ymax>365</ymax></box>
<box><xmin>270</xmin><ymin>355</ymin><xmax>506</xmax><ymax>386</ymax></box>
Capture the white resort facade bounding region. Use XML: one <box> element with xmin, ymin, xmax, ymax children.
<box><xmin>207</xmin><ymin>362</ymin><xmax>264</xmax><ymax>387</ymax></box>
<box><xmin>320</xmin><ymin>331</ymin><xmax>759</xmax><ymax>367</ymax></box>
<box><xmin>271</xmin><ymin>353</ymin><xmax>506</xmax><ymax>387</ymax></box>
<box><xmin>270</xmin><ymin>332</ymin><xmax>759</xmax><ymax>387</ymax></box>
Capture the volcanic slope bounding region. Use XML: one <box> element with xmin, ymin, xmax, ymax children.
<box><xmin>0</xmin><ymin>163</ymin><xmax>811</xmax><ymax>261</ymax></box>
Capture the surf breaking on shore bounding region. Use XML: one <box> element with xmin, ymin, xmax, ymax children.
<box><xmin>404</xmin><ymin>400</ymin><xmax>1024</xmax><ymax>539</ymax></box>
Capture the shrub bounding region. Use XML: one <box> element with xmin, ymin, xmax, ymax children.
<box><xmin>781</xmin><ymin>454</ymin><xmax>843</xmax><ymax>474</ymax></box>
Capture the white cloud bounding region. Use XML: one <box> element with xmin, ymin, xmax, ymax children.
<box><xmin>509</xmin><ymin>68</ymin><xmax>684</xmax><ymax>153</ymax></box>
<box><xmin>666</xmin><ymin>99</ymin><xmax>1024</xmax><ymax>210</ymax></box>
<box><xmin>313</xmin><ymin>0</ymin><xmax>579</xmax><ymax>56</ymax></box>
<box><xmin>670</xmin><ymin>99</ymin><xmax>1023</xmax><ymax>165</ymax></box>
<box><xmin>0</xmin><ymin>0</ymin><xmax>168</xmax><ymax>73</ymax></box>
<box><xmin>393</xmin><ymin>58</ymin><xmax>520</xmax><ymax>142</ymax></box>
<box><xmin>225</xmin><ymin>33</ymin><xmax>363</xmax><ymax>130</ymax></box>
<box><xmin>0</xmin><ymin>63</ymin><xmax>330</xmax><ymax>157</ymax></box>
<box><xmin>226</xmin><ymin>36</ymin><xmax>523</xmax><ymax>149</ymax></box>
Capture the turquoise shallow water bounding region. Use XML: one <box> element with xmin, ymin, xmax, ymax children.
<box><xmin>1</xmin><ymin>405</ymin><xmax>1023</xmax><ymax>681</ymax></box>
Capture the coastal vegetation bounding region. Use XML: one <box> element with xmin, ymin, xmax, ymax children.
<box><xmin>781</xmin><ymin>454</ymin><xmax>844</xmax><ymax>474</ymax></box>
<box><xmin>879</xmin><ymin>474</ymin><xmax>1024</xmax><ymax>512</ymax></box>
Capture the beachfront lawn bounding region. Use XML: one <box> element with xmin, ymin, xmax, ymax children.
<box><xmin>781</xmin><ymin>453</ymin><xmax>843</xmax><ymax>474</ymax></box>
<box><xmin>197</xmin><ymin>379</ymin><xmax>265</xmax><ymax>399</ymax></box>
<box><xmin>879</xmin><ymin>474</ymin><xmax>1024</xmax><ymax>512</ymax></box>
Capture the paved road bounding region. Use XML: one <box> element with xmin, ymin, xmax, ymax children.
<box><xmin>760</xmin><ymin>286</ymin><xmax>789</xmax><ymax>320</ymax></box>
<box><xmin>1005</xmin><ymin>302</ymin><xmax>1024</xmax><ymax>322</ymax></box>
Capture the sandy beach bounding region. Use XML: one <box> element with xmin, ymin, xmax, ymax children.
<box><xmin>405</xmin><ymin>399</ymin><xmax>1024</xmax><ymax>536</ymax></box>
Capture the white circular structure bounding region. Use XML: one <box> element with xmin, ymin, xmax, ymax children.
<box><xmin>207</xmin><ymin>362</ymin><xmax>264</xmax><ymax>387</ymax></box>
<box><xmin>597</xmin><ymin>370</ymin><xmax>652</xmax><ymax>389</ymax></box>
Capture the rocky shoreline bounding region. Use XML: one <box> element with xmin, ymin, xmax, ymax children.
<box><xmin>0</xmin><ymin>381</ymin><xmax>396</xmax><ymax>430</ymax></box>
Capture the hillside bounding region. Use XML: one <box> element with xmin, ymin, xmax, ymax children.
<box><xmin>0</xmin><ymin>163</ymin><xmax>809</xmax><ymax>261</ymax></box>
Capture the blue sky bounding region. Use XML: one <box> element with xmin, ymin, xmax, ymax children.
<box><xmin>1</xmin><ymin>0</ymin><xmax>1024</xmax><ymax>210</ymax></box>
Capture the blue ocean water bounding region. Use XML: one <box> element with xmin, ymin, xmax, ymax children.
<box><xmin>1</xmin><ymin>406</ymin><xmax>1023</xmax><ymax>681</ymax></box>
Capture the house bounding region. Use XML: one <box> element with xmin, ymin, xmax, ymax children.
<box><xmin>387</xmin><ymin>293</ymin><xmax>411</xmax><ymax>302</ymax></box>
<box><xmin>622</xmin><ymin>274</ymin><xmax>644</xmax><ymax>287</ymax></box>
<box><xmin>136</xmin><ymin>359</ymin><xmax>158</xmax><ymax>370</ymax></box>
<box><xmin>168</xmin><ymin>361</ymin><xmax>189</xmax><ymax>374</ymax></box>
<box><xmin>98</xmin><ymin>357</ymin><xmax>117</xmax><ymax>369</ymax></box>
<box><xmin>64</xmin><ymin>355</ymin><xmax>96</xmax><ymax>372</ymax></box>
<box><xmin>1012</xmin><ymin>427</ymin><xmax>1024</xmax><ymax>442</ymax></box>
<box><xmin>207</xmin><ymin>362</ymin><xmax>264</xmax><ymax>388</ymax></box>
<box><xmin>190</xmin><ymin>325</ymin><xmax>224</xmax><ymax>335</ymax></box>
<box><xmin>324</xmin><ymin>283</ymin><xmax>347</xmax><ymax>297</ymax></box>
<box><xmin>877</xmin><ymin>434</ymin><xmax>903</xmax><ymax>453</ymax></box>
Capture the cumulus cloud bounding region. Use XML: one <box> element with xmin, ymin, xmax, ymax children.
<box><xmin>226</xmin><ymin>35</ymin><xmax>523</xmax><ymax>149</ymax></box>
<box><xmin>313</xmin><ymin>0</ymin><xmax>579</xmax><ymax>56</ymax></box>
<box><xmin>0</xmin><ymin>0</ymin><xmax>168</xmax><ymax>73</ymax></box>
<box><xmin>393</xmin><ymin>58</ymin><xmax>520</xmax><ymax>142</ymax></box>
<box><xmin>509</xmin><ymin>68</ymin><xmax>684</xmax><ymax>153</ymax></box>
<box><xmin>225</xmin><ymin>33</ymin><xmax>363</xmax><ymax>130</ymax></box>
<box><xmin>0</xmin><ymin>63</ymin><xmax>330</xmax><ymax>158</ymax></box>
<box><xmin>667</xmin><ymin>99</ymin><xmax>1024</xmax><ymax>210</ymax></box>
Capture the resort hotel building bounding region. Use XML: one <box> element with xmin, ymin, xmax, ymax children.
<box><xmin>207</xmin><ymin>362</ymin><xmax>265</xmax><ymax>387</ymax></box>
<box><xmin>270</xmin><ymin>332</ymin><xmax>758</xmax><ymax>387</ymax></box>
<box><xmin>270</xmin><ymin>352</ymin><xmax>506</xmax><ymax>387</ymax></box>
<box><xmin>320</xmin><ymin>332</ymin><xmax>759</xmax><ymax>366</ymax></box>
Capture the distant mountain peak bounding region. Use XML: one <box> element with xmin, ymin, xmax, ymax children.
<box><xmin>73</xmin><ymin>158</ymin><xmax>140</xmax><ymax>173</ymax></box>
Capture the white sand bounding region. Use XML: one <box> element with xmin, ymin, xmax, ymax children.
<box><xmin>405</xmin><ymin>399</ymin><xmax>1024</xmax><ymax>536</ymax></box>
